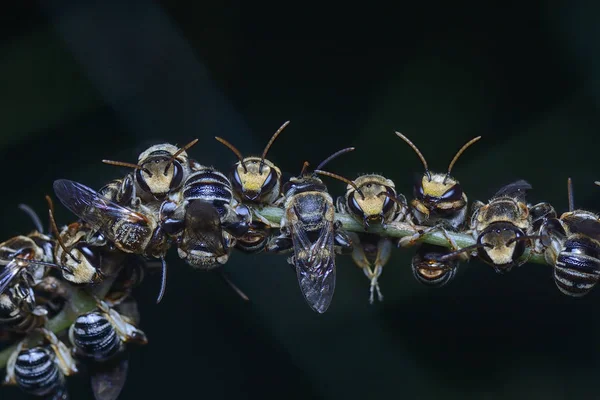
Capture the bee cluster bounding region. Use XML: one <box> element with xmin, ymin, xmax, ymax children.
<box><xmin>1</xmin><ymin>122</ymin><xmax>600</xmax><ymax>399</ymax></box>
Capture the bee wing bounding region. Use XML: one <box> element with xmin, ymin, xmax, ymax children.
<box><xmin>185</xmin><ymin>200</ymin><xmax>227</xmax><ymax>252</ymax></box>
<box><xmin>291</xmin><ymin>219</ymin><xmax>336</xmax><ymax>314</ymax></box>
<box><xmin>492</xmin><ymin>180</ymin><xmax>532</xmax><ymax>200</ymax></box>
<box><xmin>0</xmin><ymin>260</ymin><xmax>23</xmax><ymax>295</ymax></box>
<box><xmin>53</xmin><ymin>179</ymin><xmax>150</xmax><ymax>237</ymax></box>
<box><xmin>566</xmin><ymin>217</ymin><xmax>600</xmax><ymax>241</ymax></box>
<box><xmin>90</xmin><ymin>356</ymin><xmax>129</xmax><ymax>400</ymax></box>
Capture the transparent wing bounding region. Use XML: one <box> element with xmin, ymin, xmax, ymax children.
<box><xmin>53</xmin><ymin>179</ymin><xmax>150</xmax><ymax>235</ymax></box>
<box><xmin>566</xmin><ymin>217</ymin><xmax>600</xmax><ymax>241</ymax></box>
<box><xmin>185</xmin><ymin>200</ymin><xmax>226</xmax><ymax>253</ymax></box>
<box><xmin>291</xmin><ymin>216</ymin><xmax>336</xmax><ymax>314</ymax></box>
<box><xmin>0</xmin><ymin>260</ymin><xmax>23</xmax><ymax>296</ymax></box>
<box><xmin>492</xmin><ymin>180</ymin><xmax>532</xmax><ymax>200</ymax></box>
<box><xmin>90</xmin><ymin>357</ymin><xmax>128</xmax><ymax>400</ymax></box>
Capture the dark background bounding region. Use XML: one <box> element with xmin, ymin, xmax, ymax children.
<box><xmin>2</xmin><ymin>1</ymin><xmax>600</xmax><ymax>399</ymax></box>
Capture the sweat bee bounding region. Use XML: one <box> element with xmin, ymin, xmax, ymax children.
<box><xmin>168</xmin><ymin>166</ymin><xmax>251</xmax><ymax>269</ymax></box>
<box><xmin>395</xmin><ymin>132</ymin><xmax>481</xmax><ymax>285</ymax></box>
<box><xmin>69</xmin><ymin>298</ymin><xmax>147</xmax><ymax>400</ymax></box>
<box><xmin>0</xmin><ymin>280</ymin><xmax>48</xmax><ymax>334</ymax></box>
<box><xmin>538</xmin><ymin>179</ymin><xmax>600</xmax><ymax>297</ymax></box>
<box><xmin>215</xmin><ymin>121</ymin><xmax>289</xmax><ymax>253</ymax></box>
<box><xmin>52</xmin><ymin>179</ymin><xmax>172</xmax><ymax>303</ymax></box>
<box><xmin>4</xmin><ymin>328</ymin><xmax>78</xmax><ymax>399</ymax></box>
<box><xmin>101</xmin><ymin>139</ymin><xmax>200</xmax><ymax>206</ymax></box>
<box><xmin>336</xmin><ymin>174</ymin><xmax>410</xmax><ymax>303</ymax></box>
<box><xmin>265</xmin><ymin>148</ymin><xmax>355</xmax><ymax>314</ymax></box>
<box><xmin>427</xmin><ymin>180</ymin><xmax>546</xmax><ymax>273</ymax></box>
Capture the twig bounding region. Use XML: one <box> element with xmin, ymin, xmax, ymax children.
<box><xmin>0</xmin><ymin>206</ymin><xmax>548</xmax><ymax>370</ymax></box>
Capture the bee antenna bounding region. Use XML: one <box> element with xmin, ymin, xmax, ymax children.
<box><xmin>314</xmin><ymin>170</ymin><xmax>364</xmax><ymax>198</ymax></box>
<box><xmin>595</xmin><ymin>181</ymin><xmax>600</xmax><ymax>187</ymax></box>
<box><xmin>260</xmin><ymin>121</ymin><xmax>289</xmax><ymax>174</ymax></box>
<box><xmin>18</xmin><ymin>204</ymin><xmax>44</xmax><ymax>233</ymax></box>
<box><xmin>395</xmin><ymin>132</ymin><xmax>431</xmax><ymax>181</ymax></box>
<box><xmin>377</xmin><ymin>191</ymin><xmax>405</xmax><ymax>207</ymax></box>
<box><xmin>445</xmin><ymin>136</ymin><xmax>481</xmax><ymax>184</ymax></box>
<box><xmin>427</xmin><ymin>243</ymin><xmax>490</xmax><ymax>262</ymax></box>
<box><xmin>215</xmin><ymin>136</ymin><xmax>247</xmax><ymax>173</ymax></box>
<box><xmin>506</xmin><ymin>235</ymin><xmax>548</xmax><ymax>246</ymax></box>
<box><xmin>300</xmin><ymin>161</ymin><xmax>310</xmax><ymax>176</ymax></box>
<box><xmin>315</xmin><ymin>147</ymin><xmax>355</xmax><ymax>171</ymax></box>
<box><xmin>219</xmin><ymin>270</ymin><xmax>250</xmax><ymax>302</ymax></box>
<box><xmin>156</xmin><ymin>257</ymin><xmax>168</xmax><ymax>304</ymax></box>
<box><xmin>164</xmin><ymin>138</ymin><xmax>199</xmax><ymax>175</ymax></box>
<box><xmin>567</xmin><ymin>177</ymin><xmax>574</xmax><ymax>212</ymax></box>
<box><xmin>102</xmin><ymin>159</ymin><xmax>144</xmax><ymax>171</ymax></box>
<box><xmin>45</xmin><ymin>195</ymin><xmax>80</xmax><ymax>265</ymax></box>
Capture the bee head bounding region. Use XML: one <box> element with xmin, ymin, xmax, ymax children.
<box><xmin>346</xmin><ymin>175</ymin><xmax>399</xmax><ymax>224</ymax></box>
<box><xmin>231</xmin><ymin>157</ymin><xmax>282</xmax><ymax>203</ymax></box>
<box><xmin>478</xmin><ymin>222</ymin><xmax>527</xmax><ymax>272</ymax></box>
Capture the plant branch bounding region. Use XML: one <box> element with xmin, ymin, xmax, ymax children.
<box><xmin>0</xmin><ymin>206</ymin><xmax>548</xmax><ymax>370</ymax></box>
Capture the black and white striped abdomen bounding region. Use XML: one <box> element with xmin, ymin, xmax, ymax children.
<box><xmin>554</xmin><ymin>237</ymin><xmax>600</xmax><ymax>297</ymax></box>
<box><xmin>14</xmin><ymin>347</ymin><xmax>62</xmax><ymax>396</ymax></box>
<box><xmin>183</xmin><ymin>168</ymin><xmax>233</xmax><ymax>218</ymax></box>
<box><xmin>70</xmin><ymin>311</ymin><xmax>121</xmax><ymax>361</ymax></box>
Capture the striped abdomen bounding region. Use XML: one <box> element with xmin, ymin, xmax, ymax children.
<box><xmin>554</xmin><ymin>236</ymin><xmax>600</xmax><ymax>297</ymax></box>
<box><xmin>235</xmin><ymin>221</ymin><xmax>270</xmax><ymax>254</ymax></box>
<box><xmin>411</xmin><ymin>244</ymin><xmax>459</xmax><ymax>288</ymax></box>
<box><xmin>14</xmin><ymin>347</ymin><xmax>63</xmax><ymax>396</ymax></box>
<box><xmin>183</xmin><ymin>168</ymin><xmax>233</xmax><ymax>218</ymax></box>
<box><xmin>70</xmin><ymin>311</ymin><xmax>121</xmax><ymax>361</ymax></box>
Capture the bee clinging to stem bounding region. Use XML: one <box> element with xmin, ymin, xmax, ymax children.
<box><xmin>336</xmin><ymin>174</ymin><xmax>411</xmax><ymax>303</ymax></box>
<box><xmin>266</xmin><ymin>147</ymin><xmax>355</xmax><ymax>313</ymax></box>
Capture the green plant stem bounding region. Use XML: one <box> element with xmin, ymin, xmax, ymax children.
<box><xmin>0</xmin><ymin>206</ymin><xmax>548</xmax><ymax>370</ymax></box>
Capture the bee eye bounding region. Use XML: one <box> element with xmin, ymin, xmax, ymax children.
<box><xmin>169</xmin><ymin>162</ymin><xmax>183</xmax><ymax>190</ymax></box>
<box><xmin>135</xmin><ymin>169</ymin><xmax>152</xmax><ymax>194</ymax></box>
<box><xmin>76</xmin><ymin>244</ymin><xmax>100</xmax><ymax>267</ymax></box>
<box><xmin>261</xmin><ymin>169</ymin><xmax>278</xmax><ymax>194</ymax></box>
<box><xmin>441</xmin><ymin>184</ymin><xmax>463</xmax><ymax>201</ymax></box>
<box><xmin>413</xmin><ymin>182</ymin><xmax>425</xmax><ymax>199</ymax></box>
<box><xmin>348</xmin><ymin>194</ymin><xmax>363</xmax><ymax>217</ymax></box>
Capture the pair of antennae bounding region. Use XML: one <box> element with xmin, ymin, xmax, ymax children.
<box><xmin>215</xmin><ymin>121</ymin><xmax>290</xmax><ymax>174</ymax></box>
<box><xmin>102</xmin><ymin>138</ymin><xmax>199</xmax><ymax>176</ymax></box>
<box><xmin>45</xmin><ymin>195</ymin><xmax>80</xmax><ymax>265</ymax></box>
<box><xmin>395</xmin><ymin>132</ymin><xmax>481</xmax><ymax>184</ymax></box>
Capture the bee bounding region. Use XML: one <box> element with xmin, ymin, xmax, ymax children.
<box><xmin>69</xmin><ymin>298</ymin><xmax>147</xmax><ymax>400</ymax></box>
<box><xmin>0</xmin><ymin>280</ymin><xmax>48</xmax><ymax>334</ymax></box>
<box><xmin>538</xmin><ymin>179</ymin><xmax>600</xmax><ymax>296</ymax></box>
<box><xmin>427</xmin><ymin>180</ymin><xmax>546</xmax><ymax>273</ymax></box>
<box><xmin>4</xmin><ymin>328</ymin><xmax>78</xmax><ymax>399</ymax></box>
<box><xmin>395</xmin><ymin>132</ymin><xmax>481</xmax><ymax>284</ymax></box>
<box><xmin>265</xmin><ymin>148</ymin><xmax>355</xmax><ymax>314</ymax></box>
<box><xmin>169</xmin><ymin>166</ymin><xmax>251</xmax><ymax>268</ymax></box>
<box><xmin>101</xmin><ymin>139</ymin><xmax>200</xmax><ymax>206</ymax></box>
<box><xmin>335</xmin><ymin>174</ymin><xmax>410</xmax><ymax>303</ymax></box>
<box><xmin>52</xmin><ymin>179</ymin><xmax>172</xmax><ymax>303</ymax></box>
<box><xmin>215</xmin><ymin>121</ymin><xmax>289</xmax><ymax>253</ymax></box>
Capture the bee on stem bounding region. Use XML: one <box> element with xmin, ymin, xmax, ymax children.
<box><xmin>215</xmin><ymin>121</ymin><xmax>289</xmax><ymax>253</ymax></box>
<box><xmin>53</xmin><ymin>179</ymin><xmax>172</xmax><ymax>303</ymax></box>
<box><xmin>336</xmin><ymin>174</ymin><xmax>410</xmax><ymax>303</ymax></box>
<box><xmin>395</xmin><ymin>132</ymin><xmax>481</xmax><ymax>285</ymax></box>
<box><xmin>69</xmin><ymin>297</ymin><xmax>147</xmax><ymax>400</ymax></box>
<box><xmin>101</xmin><ymin>139</ymin><xmax>200</xmax><ymax>207</ymax></box>
<box><xmin>537</xmin><ymin>179</ymin><xmax>600</xmax><ymax>296</ymax></box>
<box><xmin>265</xmin><ymin>148</ymin><xmax>355</xmax><ymax>313</ymax></box>
<box><xmin>426</xmin><ymin>180</ymin><xmax>547</xmax><ymax>273</ymax></box>
<box><xmin>4</xmin><ymin>328</ymin><xmax>78</xmax><ymax>399</ymax></box>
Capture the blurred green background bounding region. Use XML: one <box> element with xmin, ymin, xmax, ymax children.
<box><xmin>2</xmin><ymin>1</ymin><xmax>600</xmax><ymax>399</ymax></box>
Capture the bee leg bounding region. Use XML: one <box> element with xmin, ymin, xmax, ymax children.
<box><xmin>370</xmin><ymin>237</ymin><xmax>393</xmax><ymax>303</ymax></box>
<box><xmin>265</xmin><ymin>235</ymin><xmax>293</xmax><ymax>253</ymax></box>
<box><xmin>42</xmin><ymin>328</ymin><xmax>79</xmax><ymax>376</ymax></box>
<box><xmin>335</xmin><ymin>196</ymin><xmax>347</xmax><ymax>214</ymax></box>
<box><xmin>334</xmin><ymin>232</ymin><xmax>353</xmax><ymax>255</ymax></box>
<box><xmin>3</xmin><ymin>340</ymin><xmax>25</xmax><ymax>385</ymax></box>
<box><xmin>398</xmin><ymin>225</ymin><xmax>437</xmax><ymax>248</ymax></box>
<box><xmin>222</xmin><ymin>204</ymin><xmax>251</xmax><ymax>237</ymax></box>
<box><xmin>219</xmin><ymin>270</ymin><xmax>250</xmax><ymax>302</ymax></box>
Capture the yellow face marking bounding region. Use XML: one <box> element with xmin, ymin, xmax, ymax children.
<box><xmin>421</xmin><ymin>174</ymin><xmax>455</xmax><ymax>198</ymax></box>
